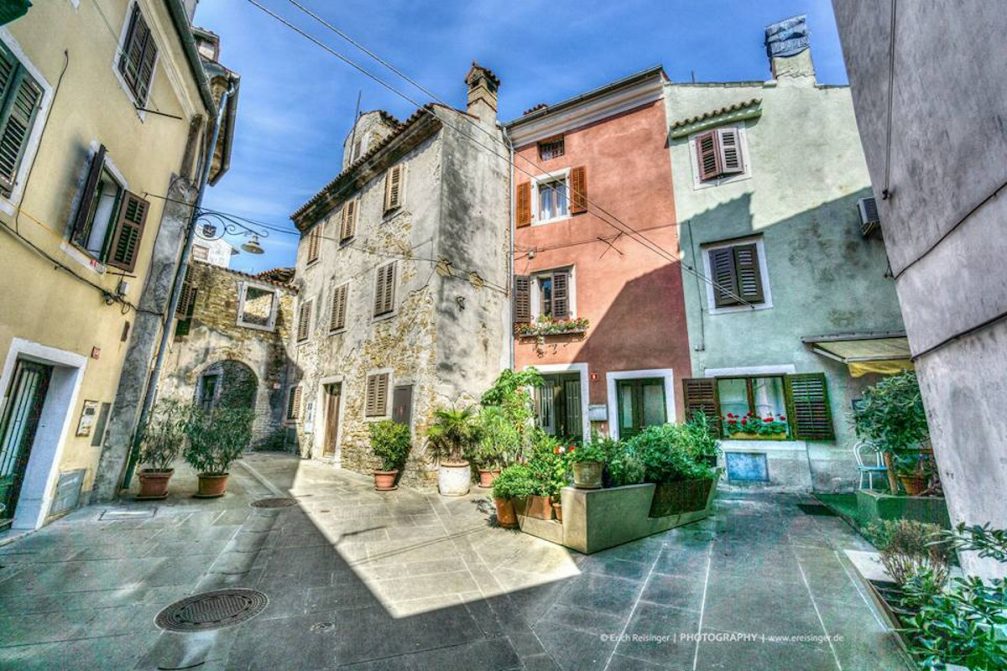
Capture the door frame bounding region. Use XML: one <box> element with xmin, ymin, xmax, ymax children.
<box><xmin>313</xmin><ymin>375</ymin><xmax>346</xmax><ymax>466</ymax></box>
<box><xmin>0</xmin><ymin>338</ymin><xmax>87</xmax><ymax>530</ymax></box>
<box><xmin>525</xmin><ymin>363</ymin><xmax>590</xmax><ymax>441</ymax></box>
<box><xmin>606</xmin><ymin>368</ymin><xmax>676</xmax><ymax>440</ymax></box>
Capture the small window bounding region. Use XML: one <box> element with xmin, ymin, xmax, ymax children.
<box><xmin>191</xmin><ymin>244</ymin><xmax>209</xmax><ymax>262</ymax></box>
<box><xmin>718</xmin><ymin>376</ymin><xmax>788</xmax><ymax>439</ymax></box>
<box><xmin>537</xmin><ymin>176</ymin><xmax>568</xmax><ymax>222</ymax></box>
<box><xmin>237</xmin><ymin>282</ymin><xmax>279</xmax><ymax>331</ymax></box>
<box><xmin>365</xmin><ymin>372</ymin><xmax>389</xmax><ymax>417</ymax></box>
<box><xmin>706</xmin><ymin>240</ymin><xmax>768</xmax><ymax>309</ymax></box>
<box><xmin>198</xmin><ymin>373</ymin><xmax>221</xmax><ymax>411</ymax></box>
<box><xmin>531</xmin><ymin>268</ymin><xmax>572</xmax><ymax>320</ymax></box>
<box><xmin>286</xmin><ymin>386</ymin><xmax>302</xmax><ymax>421</ymax></box>
<box><xmin>538</xmin><ymin>137</ymin><xmax>564</xmax><ymax>161</ymax></box>
<box><xmin>373</xmin><ymin>262</ymin><xmax>396</xmax><ymax>317</ymax></box>
<box><xmin>118</xmin><ymin>4</ymin><xmax>158</xmax><ymax>106</ymax></box>
<box><xmin>296</xmin><ymin>298</ymin><xmax>312</xmax><ymax>342</ymax></box>
<box><xmin>174</xmin><ymin>273</ymin><xmax>198</xmax><ymax>337</ymax></box>
<box><xmin>306</xmin><ymin>226</ymin><xmax>321</xmax><ymax>264</ymax></box>
<box><xmin>0</xmin><ymin>41</ymin><xmax>44</xmax><ymax>199</ymax></box>
<box><xmin>339</xmin><ymin>198</ymin><xmax>358</xmax><ymax>242</ymax></box>
<box><xmin>694</xmin><ymin>127</ymin><xmax>745</xmax><ymax>183</ymax></box>
<box><xmin>384</xmin><ymin>164</ymin><xmax>405</xmax><ymax>213</ymax></box>
<box><xmin>329</xmin><ymin>281</ymin><xmax>348</xmax><ymax>332</ymax></box>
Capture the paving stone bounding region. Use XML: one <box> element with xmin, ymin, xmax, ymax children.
<box><xmin>639</xmin><ymin>573</ymin><xmax>706</xmax><ymax>611</ymax></box>
<box><xmin>556</xmin><ymin>572</ymin><xmax>642</xmax><ymax>619</ymax></box>
<box><xmin>612</xmin><ymin>602</ymin><xmax>700</xmax><ymax>668</ymax></box>
<box><xmin>531</xmin><ymin>621</ymin><xmax>616</xmax><ymax>670</ymax></box>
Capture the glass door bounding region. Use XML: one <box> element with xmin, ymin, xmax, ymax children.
<box><xmin>617</xmin><ymin>378</ymin><xmax>666</xmax><ymax>439</ymax></box>
<box><xmin>0</xmin><ymin>360</ymin><xmax>52</xmax><ymax>526</ymax></box>
<box><xmin>536</xmin><ymin>373</ymin><xmax>583</xmax><ymax>442</ymax></box>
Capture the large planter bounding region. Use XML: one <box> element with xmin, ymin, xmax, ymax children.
<box><xmin>477</xmin><ymin>468</ymin><xmax>500</xmax><ymax>489</ymax></box>
<box><xmin>494</xmin><ymin>497</ymin><xmax>518</xmax><ymax>528</ymax></box>
<box><xmin>136</xmin><ymin>469</ymin><xmax>173</xmax><ymax>500</ymax></box>
<box><xmin>897</xmin><ymin>475</ymin><xmax>928</xmax><ymax>497</ymax></box>
<box><xmin>572</xmin><ymin>461</ymin><xmax>603</xmax><ymax>489</ymax></box>
<box><xmin>524</xmin><ymin>494</ymin><xmax>554</xmax><ymax>520</ymax></box>
<box><xmin>195</xmin><ymin>473</ymin><xmax>229</xmax><ymax>498</ymax></box>
<box><xmin>373</xmin><ymin>469</ymin><xmax>398</xmax><ymax>491</ymax></box>
<box><xmin>649</xmin><ymin>478</ymin><xmax>716</xmax><ymax>517</ymax></box>
<box><xmin>438</xmin><ymin>461</ymin><xmax>472</xmax><ymax>497</ymax></box>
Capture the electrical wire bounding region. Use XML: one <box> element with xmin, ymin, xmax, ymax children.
<box><xmin>245</xmin><ymin>0</ymin><xmax>757</xmax><ymax>309</ymax></box>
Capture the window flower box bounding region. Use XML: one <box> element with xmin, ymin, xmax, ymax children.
<box><xmin>723</xmin><ymin>413</ymin><xmax>789</xmax><ymax>440</ymax></box>
<box><xmin>516</xmin><ymin>316</ymin><xmax>589</xmax><ymax>338</ymax></box>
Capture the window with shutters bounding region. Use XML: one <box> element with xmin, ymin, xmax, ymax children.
<box><xmin>339</xmin><ymin>198</ymin><xmax>358</xmax><ymax>243</ymax></box>
<box><xmin>174</xmin><ymin>272</ymin><xmax>198</xmax><ymax>338</ymax></box>
<box><xmin>536</xmin><ymin>175</ymin><xmax>568</xmax><ymax>223</ymax></box>
<box><xmin>691</xmin><ymin>126</ymin><xmax>747</xmax><ymax>186</ymax></box>
<box><xmin>383</xmin><ymin>164</ymin><xmax>405</xmax><ymax>213</ymax></box>
<box><xmin>526</xmin><ymin>268</ymin><xmax>574</xmax><ymax>321</ymax></box>
<box><xmin>328</xmin><ymin>281</ymin><xmax>348</xmax><ymax>333</ymax></box>
<box><xmin>538</xmin><ymin>137</ymin><xmax>564</xmax><ymax>161</ymax></box>
<box><xmin>306</xmin><ymin>226</ymin><xmax>321</xmax><ymax>265</ymax></box>
<box><xmin>364</xmin><ymin>372</ymin><xmax>390</xmax><ymax>418</ymax></box>
<box><xmin>0</xmin><ymin>39</ymin><xmax>45</xmax><ymax>201</ymax></box>
<box><xmin>296</xmin><ymin>298</ymin><xmax>312</xmax><ymax>343</ymax></box>
<box><xmin>703</xmin><ymin>238</ymin><xmax>771</xmax><ymax>312</ymax></box>
<box><xmin>237</xmin><ymin>282</ymin><xmax>279</xmax><ymax>331</ymax></box>
<box><xmin>373</xmin><ymin>261</ymin><xmax>396</xmax><ymax>318</ymax></box>
<box><xmin>117</xmin><ymin>4</ymin><xmax>158</xmax><ymax>107</ymax></box>
<box><xmin>286</xmin><ymin>385</ymin><xmax>302</xmax><ymax>421</ymax></box>
<box><xmin>69</xmin><ymin>146</ymin><xmax>150</xmax><ymax>272</ymax></box>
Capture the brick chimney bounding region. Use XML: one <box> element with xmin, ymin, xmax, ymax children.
<box><xmin>765</xmin><ymin>15</ymin><xmax>816</xmax><ymax>85</ymax></box>
<box><xmin>465</xmin><ymin>62</ymin><xmax>499</xmax><ymax>124</ymax></box>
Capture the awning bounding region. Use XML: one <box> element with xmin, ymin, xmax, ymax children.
<box><xmin>802</xmin><ymin>331</ymin><xmax>913</xmax><ymax>378</ymax></box>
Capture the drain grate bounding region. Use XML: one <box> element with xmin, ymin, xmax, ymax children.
<box><xmin>249</xmin><ymin>497</ymin><xmax>298</xmax><ymax>509</ymax></box>
<box><xmin>797</xmin><ymin>502</ymin><xmax>837</xmax><ymax>516</ymax></box>
<box><xmin>155</xmin><ymin>589</ymin><xmax>268</xmax><ymax>632</ymax></box>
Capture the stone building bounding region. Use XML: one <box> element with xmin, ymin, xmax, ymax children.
<box><xmin>158</xmin><ymin>261</ymin><xmax>296</xmax><ymax>449</ymax></box>
<box><xmin>666</xmin><ymin>16</ymin><xmax>906</xmax><ymax>490</ymax></box>
<box><xmin>288</xmin><ymin>64</ymin><xmax>509</xmax><ymax>485</ymax></box>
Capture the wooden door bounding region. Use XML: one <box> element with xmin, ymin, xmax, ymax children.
<box><xmin>0</xmin><ymin>360</ymin><xmax>52</xmax><ymax>525</ymax></box>
<box><xmin>322</xmin><ymin>383</ymin><xmax>340</xmax><ymax>459</ymax></box>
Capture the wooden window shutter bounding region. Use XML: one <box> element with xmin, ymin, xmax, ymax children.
<box><xmin>374</xmin><ymin>262</ymin><xmax>395</xmax><ymax>316</ymax></box>
<box><xmin>106</xmin><ymin>192</ymin><xmax>149</xmax><ymax>272</ymax></box>
<box><xmin>551</xmin><ymin>270</ymin><xmax>570</xmax><ymax>319</ymax></box>
<box><xmin>307</xmin><ymin>227</ymin><xmax>321</xmax><ymax>263</ymax></box>
<box><xmin>384</xmin><ymin>164</ymin><xmax>404</xmax><ymax>212</ymax></box>
<box><xmin>682</xmin><ymin>378</ymin><xmax>721</xmax><ymax>435</ymax></box>
<box><xmin>340</xmin><ymin>199</ymin><xmax>357</xmax><ymax>241</ymax></box>
<box><xmin>119</xmin><ymin>6</ymin><xmax>156</xmax><ymax>105</ymax></box>
<box><xmin>176</xmin><ymin>277</ymin><xmax>198</xmax><ymax>317</ymax></box>
<box><xmin>785</xmin><ymin>373</ymin><xmax>834</xmax><ymax>440</ymax></box>
<box><xmin>329</xmin><ymin>283</ymin><xmax>347</xmax><ymax>331</ymax></box>
<box><xmin>366</xmin><ymin>373</ymin><xmax>389</xmax><ymax>416</ymax></box>
<box><xmin>718</xmin><ymin>128</ymin><xmax>743</xmax><ymax>175</ymax></box>
<box><xmin>70</xmin><ymin>145</ymin><xmax>106</xmax><ymax>244</ymax></box>
<box><xmin>516</xmin><ymin>182</ymin><xmax>532</xmax><ymax>227</ymax></box>
<box><xmin>695</xmin><ymin>130</ymin><xmax>721</xmax><ymax>181</ymax></box>
<box><xmin>709</xmin><ymin>247</ymin><xmax>739</xmax><ymax>307</ymax></box>
<box><xmin>569</xmin><ymin>166</ymin><xmax>587</xmax><ymax>214</ymax></box>
<box><xmin>297</xmin><ymin>300</ymin><xmax>311</xmax><ymax>341</ymax></box>
<box><xmin>0</xmin><ymin>61</ymin><xmax>42</xmax><ymax>198</ymax></box>
<box><xmin>732</xmin><ymin>243</ymin><xmax>764</xmax><ymax>303</ymax></box>
<box><xmin>513</xmin><ymin>275</ymin><xmax>531</xmax><ymax>323</ymax></box>
<box><xmin>287</xmin><ymin>386</ymin><xmax>302</xmax><ymax>420</ymax></box>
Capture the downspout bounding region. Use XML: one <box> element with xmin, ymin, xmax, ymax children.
<box><xmin>120</xmin><ymin>83</ymin><xmax>235</xmax><ymax>489</ymax></box>
<box><xmin>502</xmin><ymin>125</ymin><xmax>515</xmax><ymax>370</ymax></box>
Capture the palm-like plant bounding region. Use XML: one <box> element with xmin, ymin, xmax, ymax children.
<box><xmin>426</xmin><ymin>405</ymin><xmax>479</xmax><ymax>465</ymax></box>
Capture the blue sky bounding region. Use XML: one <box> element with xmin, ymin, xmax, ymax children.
<box><xmin>194</xmin><ymin>0</ymin><xmax>848</xmax><ymax>274</ymax></box>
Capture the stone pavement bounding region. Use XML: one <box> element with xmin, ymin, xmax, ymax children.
<box><xmin>0</xmin><ymin>453</ymin><xmax>913</xmax><ymax>670</ymax></box>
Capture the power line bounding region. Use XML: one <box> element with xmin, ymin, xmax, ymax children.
<box><xmin>245</xmin><ymin>0</ymin><xmax>756</xmax><ymax>309</ymax></box>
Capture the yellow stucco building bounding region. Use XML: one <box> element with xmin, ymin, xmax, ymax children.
<box><xmin>0</xmin><ymin>0</ymin><xmax>236</xmax><ymax>530</ymax></box>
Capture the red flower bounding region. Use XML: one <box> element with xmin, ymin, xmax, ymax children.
<box><xmin>780</xmin><ymin>416</ymin><xmax>787</xmax><ymax>421</ymax></box>
<box><xmin>741</xmin><ymin>417</ymin><xmax>748</xmax><ymax>424</ymax></box>
<box><xmin>727</xmin><ymin>413</ymin><xmax>735</xmax><ymax>418</ymax></box>
<box><xmin>764</xmin><ymin>416</ymin><xmax>773</xmax><ymax>422</ymax></box>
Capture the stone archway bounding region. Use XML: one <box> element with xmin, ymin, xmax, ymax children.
<box><xmin>195</xmin><ymin>360</ymin><xmax>257</xmax><ymax>411</ymax></box>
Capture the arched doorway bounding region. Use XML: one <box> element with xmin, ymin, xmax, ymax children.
<box><xmin>195</xmin><ymin>360</ymin><xmax>257</xmax><ymax>412</ymax></box>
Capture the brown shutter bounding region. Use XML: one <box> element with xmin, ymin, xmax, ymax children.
<box><xmin>307</xmin><ymin>227</ymin><xmax>320</xmax><ymax>263</ymax></box>
<box><xmin>682</xmin><ymin>378</ymin><xmax>721</xmax><ymax>435</ymax></box>
<box><xmin>709</xmin><ymin>247</ymin><xmax>739</xmax><ymax>307</ymax></box>
<box><xmin>376</xmin><ymin>373</ymin><xmax>389</xmax><ymax>416</ymax></box>
<box><xmin>329</xmin><ymin>283</ymin><xmax>347</xmax><ymax>331</ymax></box>
<box><xmin>384</xmin><ymin>164</ymin><xmax>404</xmax><ymax>212</ymax></box>
<box><xmin>383</xmin><ymin>263</ymin><xmax>396</xmax><ymax>314</ymax></box>
<box><xmin>718</xmin><ymin>128</ymin><xmax>743</xmax><ymax>175</ymax></box>
<box><xmin>733</xmin><ymin>243</ymin><xmax>764</xmax><ymax>303</ymax></box>
<box><xmin>287</xmin><ymin>386</ymin><xmax>302</xmax><ymax>420</ymax></box>
<box><xmin>297</xmin><ymin>300</ymin><xmax>311</xmax><ymax>341</ymax></box>
<box><xmin>118</xmin><ymin>7</ymin><xmax>145</xmax><ymax>90</ymax></box>
<box><xmin>569</xmin><ymin>166</ymin><xmax>587</xmax><ymax>214</ymax></box>
<box><xmin>70</xmin><ymin>145</ymin><xmax>106</xmax><ymax>245</ymax></box>
<box><xmin>106</xmin><ymin>192</ymin><xmax>149</xmax><ymax>272</ymax></box>
<box><xmin>513</xmin><ymin>275</ymin><xmax>531</xmax><ymax>323</ymax></box>
<box><xmin>551</xmin><ymin>270</ymin><xmax>570</xmax><ymax>319</ymax></box>
<box><xmin>135</xmin><ymin>30</ymin><xmax>157</xmax><ymax>106</ymax></box>
<box><xmin>365</xmin><ymin>375</ymin><xmax>377</xmax><ymax>416</ymax></box>
<box><xmin>374</xmin><ymin>262</ymin><xmax>395</xmax><ymax>316</ymax></box>
<box><xmin>176</xmin><ymin>277</ymin><xmax>197</xmax><ymax>316</ymax></box>
<box><xmin>340</xmin><ymin>199</ymin><xmax>357</xmax><ymax>241</ymax></box>
<box><xmin>0</xmin><ymin>69</ymin><xmax>42</xmax><ymax>197</ymax></box>
<box><xmin>516</xmin><ymin>182</ymin><xmax>532</xmax><ymax>227</ymax></box>
<box><xmin>785</xmin><ymin>373</ymin><xmax>834</xmax><ymax>441</ymax></box>
<box><xmin>696</xmin><ymin>130</ymin><xmax>721</xmax><ymax>181</ymax></box>
<box><xmin>366</xmin><ymin>373</ymin><xmax>389</xmax><ymax>417</ymax></box>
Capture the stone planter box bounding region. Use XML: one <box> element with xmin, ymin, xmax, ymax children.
<box><xmin>856</xmin><ymin>489</ymin><xmax>951</xmax><ymax>529</ymax></box>
<box><xmin>516</xmin><ymin>481</ymin><xmax>717</xmax><ymax>554</ymax></box>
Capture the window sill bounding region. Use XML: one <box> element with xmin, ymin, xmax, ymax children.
<box><xmin>532</xmin><ymin>215</ymin><xmax>571</xmax><ymax>227</ymax></box>
<box><xmin>694</xmin><ymin>172</ymin><xmax>751</xmax><ymax>190</ymax></box>
<box><xmin>305</xmin><ymin>259</ymin><xmax>320</xmax><ymax>268</ymax></box>
<box><xmin>708</xmin><ymin>301</ymin><xmax>772</xmax><ymax>316</ymax></box>
<box><xmin>60</xmin><ymin>241</ymin><xmax>107</xmax><ymax>275</ymax></box>
<box><xmin>237</xmin><ymin>320</ymin><xmax>277</xmax><ymax>332</ymax></box>
<box><xmin>295</xmin><ymin>338</ymin><xmax>310</xmax><ymax>346</ymax></box>
<box><xmin>364</xmin><ymin>414</ymin><xmax>392</xmax><ymax>422</ymax></box>
<box><xmin>328</xmin><ymin>327</ymin><xmax>346</xmax><ymax>336</ymax></box>
<box><xmin>517</xmin><ymin>325</ymin><xmax>587</xmax><ymax>338</ymax></box>
<box><xmin>372</xmin><ymin>311</ymin><xmax>397</xmax><ymax>324</ymax></box>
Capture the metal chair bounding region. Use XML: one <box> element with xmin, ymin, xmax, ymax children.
<box><xmin>854</xmin><ymin>441</ymin><xmax>888</xmax><ymax>490</ymax></box>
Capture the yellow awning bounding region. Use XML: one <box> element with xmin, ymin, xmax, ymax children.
<box><xmin>802</xmin><ymin>332</ymin><xmax>914</xmax><ymax>378</ymax></box>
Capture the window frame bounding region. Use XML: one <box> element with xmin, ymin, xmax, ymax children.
<box><xmin>114</xmin><ymin>1</ymin><xmax>159</xmax><ymax>114</ymax></box>
<box><xmin>236</xmin><ymin>281</ymin><xmax>280</xmax><ymax>332</ymax></box>
<box><xmin>701</xmin><ymin>237</ymin><xmax>773</xmax><ymax>315</ymax></box>
<box><xmin>689</xmin><ymin>124</ymin><xmax>750</xmax><ymax>189</ymax></box>
<box><xmin>538</xmin><ymin>136</ymin><xmax>565</xmax><ymax>161</ymax></box>
<box><xmin>71</xmin><ymin>160</ymin><xmax>126</xmax><ymax>262</ymax></box>
<box><xmin>715</xmin><ymin>374</ymin><xmax>790</xmax><ymax>441</ymax></box>
<box><xmin>531</xmin><ymin>168</ymin><xmax>571</xmax><ymax>226</ymax></box>
<box><xmin>529</xmin><ymin>266</ymin><xmax>576</xmax><ymax>320</ymax></box>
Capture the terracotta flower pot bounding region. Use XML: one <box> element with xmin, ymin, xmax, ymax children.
<box><xmin>572</xmin><ymin>461</ymin><xmax>603</xmax><ymax>489</ymax></box>
<box><xmin>373</xmin><ymin>469</ymin><xmax>399</xmax><ymax>491</ymax></box>
<box><xmin>524</xmin><ymin>494</ymin><xmax>554</xmax><ymax>520</ymax></box>
<box><xmin>438</xmin><ymin>461</ymin><xmax>471</xmax><ymax>497</ymax></box>
<box><xmin>494</xmin><ymin>497</ymin><xmax>518</xmax><ymax>528</ymax></box>
<box><xmin>899</xmin><ymin>475</ymin><xmax>927</xmax><ymax>496</ymax></box>
<box><xmin>478</xmin><ymin>469</ymin><xmax>500</xmax><ymax>488</ymax></box>
<box><xmin>552</xmin><ymin>501</ymin><xmax>563</xmax><ymax>523</ymax></box>
<box><xmin>195</xmin><ymin>473</ymin><xmax>229</xmax><ymax>498</ymax></box>
<box><xmin>137</xmin><ymin>469</ymin><xmax>173</xmax><ymax>500</ymax></box>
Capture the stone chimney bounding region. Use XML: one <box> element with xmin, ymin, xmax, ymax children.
<box><xmin>765</xmin><ymin>15</ymin><xmax>816</xmax><ymax>85</ymax></box>
<box><xmin>464</xmin><ymin>62</ymin><xmax>499</xmax><ymax>124</ymax></box>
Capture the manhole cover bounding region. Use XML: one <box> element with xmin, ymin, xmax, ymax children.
<box><xmin>797</xmin><ymin>503</ymin><xmax>836</xmax><ymax>516</ymax></box>
<box><xmin>250</xmin><ymin>497</ymin><xmax>297</xmax><ymax>509</ymax></box>
<box><xmin>155</xmin><ymin>589</ymin><xmax>268</xmax><ymax>632</ymax></box>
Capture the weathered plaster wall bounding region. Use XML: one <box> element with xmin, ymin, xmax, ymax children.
<box><xmin>833</xmin><ymin>0</ymin><xmax>1007</xmax><ymax>576</ymax></box>
<box><xmin>666</xmin><ymin>76</ymin><xmax>904</xmax><ymax>490</ymax></box>
<box><xmin>158</xmin><ymin>262</ymin><xmax>295</xmax><ymax>447</ymax></box>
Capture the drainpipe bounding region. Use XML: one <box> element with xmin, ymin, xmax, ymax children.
<box><xmin>502</xmin><ymin>125</ymin><xmax>515</xmax><ymax>370</ymax></box>
<box><xmin>121</xmin><ymin>84</ymin><xmax>235</xmax><ymax>489</ymax></box>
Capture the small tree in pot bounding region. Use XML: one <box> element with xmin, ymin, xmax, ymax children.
<box><xmin>136</xmin><ymin>400</ymin><xmax>190</xmax><ymax>499</ymax></box>
<box><xmin>491</xmin><ymin>464</ymin><xmax>536</xmax><ymax>528</ymax></box>
<box><xmin>426</xmin><ymin>405</ymin><xmax>479</xmax><ymax>496</ymax></box>
<box><xmin>473</xmin><ymin>406</ymin><xmax>520</xmax><ymax>488</ymax></box>
<box><xmin>370</xmin><ymin>420</ymin><xmax>411</xmax><ymax>491</ymax></box>
<box><xmin>183</xmin><ymin>406</ymin><xmax>254</xmax><ymax>498</ymax></box>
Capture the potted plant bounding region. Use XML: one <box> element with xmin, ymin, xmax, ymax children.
<box><xmin>473</xmin><ymin>406</ymin><xmax>519</xmax><ymax>488</ymax></box>
<box><xmin>631</xmin><ymin>423</ymin><xmax>719</xmax><ymax>517</ymax></box>
<box><xmin>136</xmin><ymin>400</ymin><xmax>189</xmax><ymax>499</ymax></box>
<box><xmin>570</xmin><ymin>438</ymin><xmax>605</xmax><ymax>489</ymax></box>
<box><xmin>524</xmin><ymin>433</ymin><xmax>568</xmax><ymax>520</ymax></box>
<box><xmin>892</xmin><ymin>452</ymin><xmax>935</xmax><ymax>496</ymax></box>
<box><xmin>183</xmin><ymin>406</ymin><xmax>254</xmax><ymax>498</ymax></box>
<box><xmin>426</xmin><ymin>405</ymin><xmax>479</xmax><ymax>497</ymax></box>
<box><xmin>369</xmin><ymin>420</ymin><xmax>411</xmax><ymax>491</ymax></box>
<box><xmin>491</xmin><ymin>464</ymin><xmax>535</xmax><ymax>528</ymax></box>
<box><xmin>601</xmin><ymin>436</ymin><xmax>645</xmax><ymax>488</ymax></box>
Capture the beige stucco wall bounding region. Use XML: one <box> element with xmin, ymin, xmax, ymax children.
<box><xmin>0</xmin><ymin>0</ymin><xmax>208</xmax><ymax>501</ymax></box>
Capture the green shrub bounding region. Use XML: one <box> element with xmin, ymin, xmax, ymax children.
<box><xmin>369</xmin><ymin>420</ymin><xmax>411</xmax><ymax>471</ymax></box>
<box><xmin>628</xmin><ymin>424</ymin><xmax>717</xmax><ymax>484</ymax></box>
<box><xmin>138</xmin><ymin>400</ymin><xmax>190</xmax><ymax>471</ymax></box>
<box><xmin>526</xmin><ymin>431</ymin><xmax>568</xmax><ymax>497</ymax></box>
<box><xmin>853</xmin><ymin>371</ymin><xmax>930</xmax><ymax>454</ymax></box>
<box><xmin>586</xmin><ymin>434</ymin><xmax>644</xmax><ymax>487</ymax></box>
<box><xmin>480</xmin><ymin>369</ymin><xmax>542</xmax><ymax>462</ymax></box>
<box><xmin>492</xmin><ymin>464</ymin><xmax>536</xmax><ymax>500</ymax></box>
<box><xmin>183</xmin><ymin>407</ymin><xmax>254</xmax><ymax>474</ymax></box>
<box><xmin>568</xmin><ymin>439</ymin><xmax>605</xmax><ymax>463</ymax></box>
<box><xmin>472</xmin><ymin>406</ymin><xmax>520</xmax><ymax>470</ymax></box>
<box><xmin>868</xmin><ymin>519</ymin><xmax>950</xmax><ymax>587</ymax></box>
<box><xmin>680</xmin><ymin>412</ymin><xmax>721</xmax><ymax>461</ymax></box>
<box><xmin>425</xmin><ymin>405</ymin><xmax>479</xmax><ymax>463</ymax></box>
